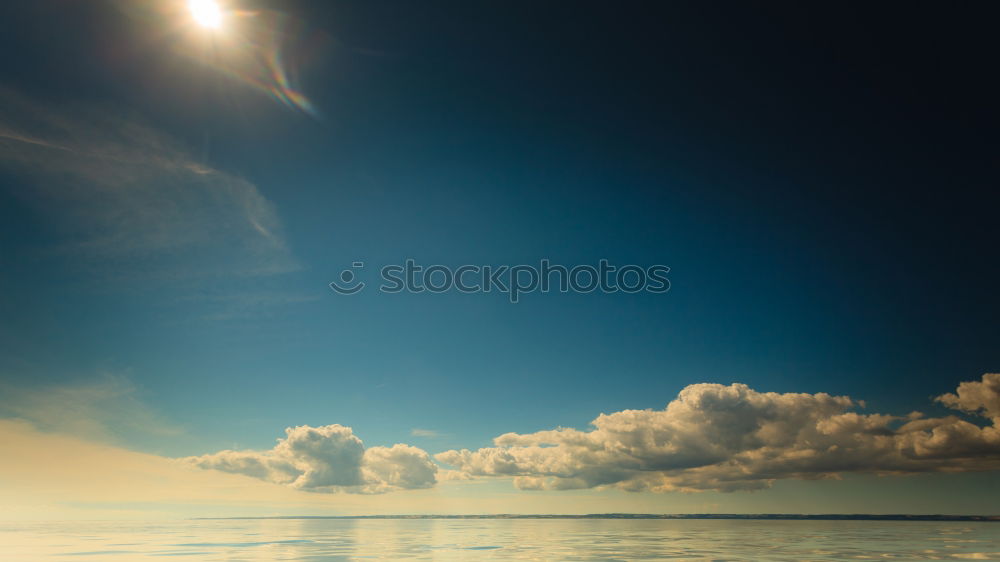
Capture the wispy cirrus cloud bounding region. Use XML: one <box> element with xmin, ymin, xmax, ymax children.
<box><xmin>437</xmin><ymin>374</ymin><xmax>1000</xmax><ymax>493</ymax></box>
<box><xmin>411</xmin><ymin>428</ymin><xmax>443</xmax><ymax>438</ymax></box>
<box><xmin>0</xmin><ymin>87</ymin><xmax>298</xmax><ymax>280</ymax></box>
<box><xmin>0</xmin><ymin>374</ymin><xmax>180</xmax><ymax>444</ymax></box>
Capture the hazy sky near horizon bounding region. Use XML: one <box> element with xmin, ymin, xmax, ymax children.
<box><xmin>1</xmin><ymin>1</ymin><xmax>998</xmax><ymax>518</ymax></box>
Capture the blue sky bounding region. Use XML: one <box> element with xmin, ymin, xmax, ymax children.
<box><xmin>0</xmin><ymin>1</ymin><xmax>998</xmax><ymax>517</ymax></box>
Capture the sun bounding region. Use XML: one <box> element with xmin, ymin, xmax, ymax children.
<box><xmin>188</xmin><ymin>0</ymin><xmax>223</xmax><ymax>29</ymax></box>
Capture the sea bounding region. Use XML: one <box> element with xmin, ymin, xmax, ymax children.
<box><xmin>2</xmin><ymin>518</ymin><xmax>1000</xmax><ymax>560</ymax></box>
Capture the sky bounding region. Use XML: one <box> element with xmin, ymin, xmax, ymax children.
<box><xmin>0</xmin><ymin>0</ymin><xmax>998</xmax><ymax>519</ymax></box>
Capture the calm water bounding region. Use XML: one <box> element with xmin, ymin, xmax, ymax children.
<box><xmin>2</xmin><ymin>519</ymin><xmax>1000</xmax><ymax>560</ymax></box>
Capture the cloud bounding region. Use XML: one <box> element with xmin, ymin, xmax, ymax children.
<box><xmin>185</xmin><ymin>424</ymin><xmax>438</xmax><ymax>494</ymax></box>
<box><xmin>410</xmin><ymin>428</ymin><xmax>442</xmax><ymax>438</ymax></box>
<box><xmin>0</xmin><ymin>375</ymin><xmax>179</xmax><ymax>443</ymax></box>
<box><xmin>0</xmin><ymin>418</ymin><xmax>472</xmax><ymax>519</ymax></box>
<box><xmin>437</xmin><ymin>374</ymin><xmax>1000</xmax><ymax>493</ymax></box>
<box><xmin>175</xmin><ymin>290</ymin><xmax>322</xmax><ymax>321</ymax></box>
<box><xmin>936</xmin><ymin>373</ymin><xmax>1000</xmax><ymax>421</ymax></box>
<box><xmin>0</xmin><ymin>88</ymin><xmax>297</xmax><ymax>279</ymax></box>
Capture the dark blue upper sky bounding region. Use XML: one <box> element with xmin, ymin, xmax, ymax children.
<box><xmin>0</xmin><ymin>0</ymin><xmax>997</xmax><ymax>459</ymax></box>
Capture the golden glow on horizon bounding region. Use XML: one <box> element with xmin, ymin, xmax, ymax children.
<box><xmin>189</xmin><ymin>0</ymin><xmax>223</xmax><ymax>29</ymax></box>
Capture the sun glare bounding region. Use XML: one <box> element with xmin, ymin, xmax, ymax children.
<box><xmin>189</xmin><ymin>0</ymin><xmax>222</xmax><ymax>29</ymax></box>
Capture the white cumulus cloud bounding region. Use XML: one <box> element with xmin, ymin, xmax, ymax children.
<box><xmin>437</xmin><ymin>374</ymin><xmax>1000</xmax><ymax>493</ymax></box>
<box><xmin>185</xmin><ymin>424</ymin><xmax>438</xmax><ymax>494</ymax></box>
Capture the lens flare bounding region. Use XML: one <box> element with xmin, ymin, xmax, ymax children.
<box><xmin>119</xmin><ymin>0</ymin><xmax>323</xmax><ymax>117</ymax></box>
<box><xmin>189</xmin><ymin>0</ymin><xmax>222</xmax><ymax>29</ymax></box>
<box><xmin>200</xmin><ymin>10</ymin><xmax>322</xmax><ymax>117</ymax></box>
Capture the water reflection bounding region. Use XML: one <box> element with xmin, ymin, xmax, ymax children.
<box><xmin>1</xmin><ymin>518</ymin><xmax>999</xmax><ymax>560</ymax></box>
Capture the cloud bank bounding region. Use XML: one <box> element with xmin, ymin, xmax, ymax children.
<box><xmin>183</xmin><ymin>375</ymin><xmax>1000</xmax><ymax>495</ymax></box>
<box><xmin>185</xmin><ymin>424</ymin><xmax>438</xmax><ymax>494</ymax></box>
<box><xmin>437</xmin><ymin>374</ymin><xmax>1000</xmax><ymax>493</ymax></box>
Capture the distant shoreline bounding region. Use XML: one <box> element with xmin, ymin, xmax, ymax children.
<box><xmin>194</xmin><ymin>514</ymin><xmax>1000</xmax><ymax>522</ymax></box>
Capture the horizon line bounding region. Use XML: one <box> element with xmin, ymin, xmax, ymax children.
<box><xmin>193</xmin><ymin>513</ymin><xmax>1000</xmax><ymax>522</ymax></box>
